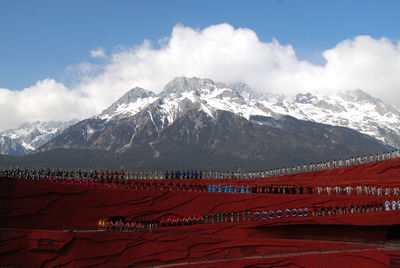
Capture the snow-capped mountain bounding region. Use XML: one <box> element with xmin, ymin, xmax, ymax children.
<box><xmin>36</xmin><ymin>77</ymin><xmax>393</xmax><ymax>170</ymax></box>
<box><xmin>90</xmin><ymin>77</ymin><xmax>400</xmax><ymax>149</ymax></box>
<box><xmin>0</xmin><ymin>120</ymin><xmax>78</xmax><ymax>156</ymax></box>
<box><xmin>94</xmin><ymin>77</ymin><xmax>279</xmax><ymax>129</ymax></box>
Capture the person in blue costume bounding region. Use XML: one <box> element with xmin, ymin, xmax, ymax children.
<box><xmin>208</xmin><ymin>185</ymin><xmax>213</xmax><ymax>192</ymax></box>
<box><xmin>385</xmin><ymin>200</ymin><xmax>391</xmax><ymax>211</ymax></box>
<box><xmin>392</xmin><ymin>200</ymin><xmax>397</xmax><ymax>210</ymax></box>
<box><xmin>240</xmin><ymin>185</ymin><xmax>245</xmax><ymax>193</ymax></box>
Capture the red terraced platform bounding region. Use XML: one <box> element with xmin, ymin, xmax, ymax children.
<box><xmin>1</xmin><ymin>158</ymin><xmax>400</xmax><ymax>267</ymax></box>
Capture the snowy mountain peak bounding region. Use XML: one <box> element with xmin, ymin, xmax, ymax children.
<box><xmin>162</xmin><ymin>77</ymin><xmax>223</xmax><ymax>96</ymax></box>
<box><xmin>161</xmin><ymin>77</ymin><xmax>256</xmax><ymax>102</ymax></box>
<box><xmin>153</xmin><ymin>77</ymin><xmax>278</xmax><ymax>124</ymax></box>
<box><xmin>121</xmin><ymin>87</ymin><xmax>155</xmax><ymax>101</ymax></box>
<box><xmin>99</xmin><ymin>87</ymin><xmax>157</xmax><ymax>120</ymax></box>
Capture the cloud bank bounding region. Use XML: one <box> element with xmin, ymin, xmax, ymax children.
<box><xmin>1</xmin><ymin>23</ymin><xmax>400</xmax><ymax>130</ymax></box>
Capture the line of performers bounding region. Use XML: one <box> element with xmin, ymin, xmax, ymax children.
<box><xmin>1</xmin><ymin>149</ymin><xmax>400</xmax><ymax>181</ymax></box>
<box><xmin>3</xmin><ymin>169</ymin><xmax>399</xmax><ymax>198</ymax></box>
<box><xmin>98</xmin><ymin>199</ymin><xmax>400</xmax><ymax>233</ymax></box>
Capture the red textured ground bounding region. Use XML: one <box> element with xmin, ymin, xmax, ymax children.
<box><xmin>1</xmin><ymin>158</ymin><xmax>400</xmax><ymax>267</ymax></box>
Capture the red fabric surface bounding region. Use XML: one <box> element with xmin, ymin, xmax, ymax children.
<box><xmin>1</xmin><ymin>158</ymin><xmax>400</xmax><ymax>267</ymax></box>
<box><xmin>0</xmin><ymin>229</ymin><xmax>398</xmax><ymax>267</ymax></box>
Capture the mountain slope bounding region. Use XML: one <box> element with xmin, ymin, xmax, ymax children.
<box><xmin>122</xmin><ymin>110</ymin><xmax>391</xmax><ymax>170</ymax></box>
<box><xmin>2</xmin><ymin>111</ymin><xmax>392</xmax><ymax>171</ymax></box>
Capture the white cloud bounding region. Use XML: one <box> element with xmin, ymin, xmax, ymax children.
<box><xmin>1</xmin><ymin>23</ymin><xmax>400</xmax><ymax>130</ymax></box>
<box><xmin>0</xmin><ymin>79</ymin><xmax>95</xmax><ymax>130</ymax></box>
<box><xmin>90</xmin><ymin>47</ymin><xmax>107</xmax><ymax>58</ymax></box>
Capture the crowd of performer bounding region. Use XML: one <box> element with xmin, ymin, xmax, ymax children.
<box><xmin>2</xmin><ymin>150</ymin><xmax>399</xmax><ymax>236</ymax></box>
<box><xmin>1</xmin><ymin>167</ymin><xmax>399</xmax><ymax>198</ymax></box>
<box><xmin>208</xmin><ymin>184</ymin><xmax>312</xmax><ymax>194</ymax></box>
<box><xmin>1</xmin><ymin>151</ymin><xmax>399</xmax><ymax>182</ymax></box>
<box><xmin>98</xmin><ymin>211</ymin><xmax>259</xmax><ymax>232</ymax></box>
<box><xmin>99</xmin><ymin>198</ymin><xmax>400</xmax><ymax>233</ymax></box>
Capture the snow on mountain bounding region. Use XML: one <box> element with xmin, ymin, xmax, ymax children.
<box><xmin>1</xmin><ymin>76</ymin><xmax>396</xmax><ymax>159</ymax></box>
<box><xmin>97</xmin><ymin>77</ymin><xmax>400</xmax><ymax>149</ymax></box>
<box><xmin>0</xmin><ymin>120</ymin><xmax>78</xmax><ymax>155</ymax></box>
<box><xmin>276</xmin><ymin>90</ymin><xmax>400</xmax><ymax>148</ymax></box>
<box><xmin>99</xmin><ymin>87</ymin><xmax>157</xmax><ymax>120</ymax></box>
<box><xmin>103</xmin><ymin>77</ymin><xmax>278</xmax><ymax>127</ymax></box>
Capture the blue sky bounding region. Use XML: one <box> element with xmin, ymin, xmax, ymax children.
<box><xmin>1</xmin><ymin>0</ymin><xmax>400</xmax><ymax>130</ymax></box>
<box><xmin>1</xmin><ymin>0</ymin><xmax>400</xmax><ymax>90</ymax></box>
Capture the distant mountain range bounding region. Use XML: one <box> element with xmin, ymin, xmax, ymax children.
<box><xmin>0</xmin><ymin>77</ymin><xmax>397</xmax><ymax>170</ymax></box>
<box><xmin>0</xmin><ymin>120</ymin><xmax>77</xmax><ymax>156</ymax></box>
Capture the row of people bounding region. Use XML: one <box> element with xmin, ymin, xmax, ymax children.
<box><xmin>208</xmin><ymin>184</ymin><xmax>312</xmax><ymax>194</ymax></box>
<box><xmin>157</xmin><ymin>200</ymin><xmax>400</xmax><ymax>227</ymax></box>
<box><xmin>98</xmin><ymin>218</ymin><xmax>158</xmax><ymax>232</ymax></box>
<box><xmin>317</xmin><ymin>185</ymin><xmax>400</xmax><ymax>196</ymax></box>
<box><xmin>98</xmin><ymin>199</ymin><xmax>400</xmax><ymax>233</ymax></box>
<box><xmin>158</xmin><ymin>200</ymin><xmax>396</xmax><ymax>225</ymax></box>
<box><xmin>162</xmin><ymin>201</ymin><xmax>400</xmax><ymax>226</ymax></box>
<box><xmin>160</xmin><ymin>215</ymin><xmax>204</xmax><ymax>226</ymax></box>
<box><xmin>385</xmin><ymin>200</ymin><xmax>400</xmax><ymax>211</ymax></box>
<box><xmin>311</xmin><ymin>200</ymin><xmax>400</xmax><ymax>216</ymax></box>
<box><xmin>3</xmin><ymin>169</ymin><xmax>399</xmax><ymax>198</ymax></box>
<box><xmin>208</xmin><ymin>184</ymin><xmax>400</xmax><ymax>197</ymax></box>
<box><xmin>254</xmin><ymin>208</ymin><xmax>309</xmax><ymax>220</ymax></box>
<box><xmin>99</xmin><ymin>214</ymin><xmax>205</xmax><ymax>232</ymax></box>
<box><xmin>265</xmin><ymin>150</ymin><xmax>400</xmax><ymax>177</ymax></box>
<box><xmin>2</xmin><ymin>150</ymin><xmax>399</xmax><ymax>181</ymax></box>
<box><xmin>99</xmin><ymin>211</ymin><xmax>253</xmax><ymax>232</ymax></box>
<box><xmin>0</xmin><ymin>168</ymin><xmax>126</xmax><ymax>180</ymax></box>
<box><xmin>203</xmin><ymin>211</ymin><xmax>253</xmax><ymax>224</ymax></box>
